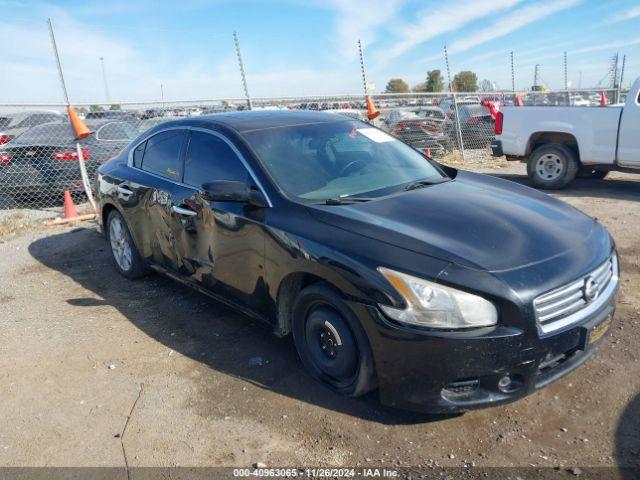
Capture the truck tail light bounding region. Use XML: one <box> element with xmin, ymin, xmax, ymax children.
<box><xmin>0</xmin><ymin>134</ymin><xmax>14</xmax><ymax>145</ymax></box>
<box><xmin>494</xmin><ymin>111</ymin><xmax>504</xmax><ymax>135</ymax></box>
<box><xmin>52</xmin><ymin>148</ymin><xmax>91</xmax><ymax>161</ymax></box>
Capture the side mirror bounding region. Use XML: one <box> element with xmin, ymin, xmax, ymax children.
<box><xmin>201</xmin><ymin>180</ymin><xmax>268</xmax><ymax>207</ymax></box>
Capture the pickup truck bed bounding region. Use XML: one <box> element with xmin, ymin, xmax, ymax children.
<box><xmin>492</xmin><ymin>78</ymin><xmax>639</xmax><ymax>189</ymax></box>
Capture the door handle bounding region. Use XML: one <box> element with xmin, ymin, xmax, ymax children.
<box><xmin>172</xmin><ymin>205</ymin><xmax>197</xmax><ymax>217</ymax></box>
<box><xmin>117</xmin><ymin>185</ymin><xmax>133</xmax><ymax>195</ymax></box>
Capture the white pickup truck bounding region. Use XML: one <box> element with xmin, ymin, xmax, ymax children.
<box><xmin>492</xmin><ymin>77</ymin><xmax>639</xmax><ymax>189</ymax></box>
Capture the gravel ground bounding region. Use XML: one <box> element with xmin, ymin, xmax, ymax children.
<box><xmin>0</xmin><ymin>163</ymin><xmax>638</xmax><ymax>475</ymax></box>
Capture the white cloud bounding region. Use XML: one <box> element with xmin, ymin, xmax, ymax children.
<box><xmin>374</xmin><ymin>0</ymin><xmax>523</xmax><ymax>66</ymax></box>
<box><xmin>605</xmin><ymin>5</ymin><xmax>640</xmax><ymax>24</ymax></box>
<box><xmin>446</xmin><ymin>0</ymin><xmax>582</xmax><ymax>56</ymax></box>
<box><xmin>321</xmin><ymin>0</ymin><xmax>405</xmax><ymax>62</ymax></box>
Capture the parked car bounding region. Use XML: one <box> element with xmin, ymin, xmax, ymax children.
<box><xmin>438</xmin><ymin>98</ymin><xmax>478</xmax><ymax>118</ymax></box>
<box><xmin>0</xmin><ymin>120</ymin><xmax>135</xmax><ymax>200</ymax></box>
<box><xmin>445</xmin><ymin>104</ymin><xmax>495</xmax><ymax>149</ymax></box>
<box><xmin>492</xmin><ymin>76</ymin><xmax>640</xmax><ymax>189</ymax></box>
<box><xmin>97</xmin><ymin>110</ymin><xmax>618</xmax><ymax>413</ymax></box>
<box><xmin>85</xmin><ymin>110</ymin><xmax>137</xmax><ymax>121</ymax></box>
<box><xmin>0</xmin><ymin>110</ymin><xmax>64</xmax><ymax>145</ymax></box>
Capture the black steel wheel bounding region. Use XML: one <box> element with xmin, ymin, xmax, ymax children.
<box><xmin>292</xmin><ymin>283</ymin><xmax>376</xmax><ymax>397</ymax></box>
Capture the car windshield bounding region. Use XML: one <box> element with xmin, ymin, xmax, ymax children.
<box><xmin>242</xmin><ymin>120</ymin><xmax>448</xmax><ymax>201</ymax></box>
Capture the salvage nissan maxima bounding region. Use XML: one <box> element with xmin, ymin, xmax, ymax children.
<box><xmin>96</xmin><ymin>111</ymin><xmax>618</xmax><ymax>413</ymax></box>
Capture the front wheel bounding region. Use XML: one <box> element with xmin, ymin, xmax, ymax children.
<box><xmin>292</xmin><ymin>283</ymin><xmax>376</xmax><ymax>397</ymax></box>
<box><xmin>527</xmin><ymin>143</ymin><xmax>579</xmax><ymax>189</ymax></box>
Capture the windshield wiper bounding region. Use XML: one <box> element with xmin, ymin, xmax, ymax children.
<box><xmin>403</xmin><ymin>178</ymin><xmax>448</xmax><ymax>191</ymax></box>
<box><xmin>324</xmin><ymin>197</ymin><xmax>374</xmax><ymax>205</ymax></box>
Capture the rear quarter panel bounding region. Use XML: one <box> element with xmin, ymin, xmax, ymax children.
<box><xmin>498</xmin><ymin>106</ymin><xmax>622</xmax><ymax>163</ymax></box>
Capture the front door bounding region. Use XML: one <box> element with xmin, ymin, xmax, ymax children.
<box><xmin>170</xmin><ymin>129</ymin><xmax>269</xmax><ymax>313</ymax></box>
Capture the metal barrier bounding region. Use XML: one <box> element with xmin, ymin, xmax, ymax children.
<box><xmin>0</xmin><ymin>88</ymin><xmax>617</xmax><ymax>210</ymax></box>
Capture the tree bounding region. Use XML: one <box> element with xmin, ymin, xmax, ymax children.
<box><xmin>89</xmin><ymin>104</ymin><xmax>103</xmax><ymax>112</ymax></box>
<box><xmin>453</xmin><ymin>71</ymin><xmax>478</xmax><ymax>92</ymax></box>
<box><xmin>479</xmin><ymin>79</ymin><xmax>494</xmax><ymax>92</ymax></box>
<box><xmin>425</xmin><ymin>70</ymin><xmax>444</xmax><ymax>92</ymax></box>
<box><xmin>385</xmin><ymin>78</ymin><xmax>410</xmax><ymax>93</ymax></box>
<box><xmin>109</xmin><ymin>104</ymin><xmax>122</xmax><ymax>111</ymax></box>
<box><xmin>412</xmin><ymin>82</ymin><xmax>428</xmax><ymax>92</ymax></box>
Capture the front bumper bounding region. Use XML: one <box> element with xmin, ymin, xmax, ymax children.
<box><xmin>349</xmin><ymin>284</ymin><xmax>617</xmax><ymax>413</ymax></box>
<box><xmin>490</xmin><ymin>139</ymin><xmax>503</xmax><ymax>156</ymax></box>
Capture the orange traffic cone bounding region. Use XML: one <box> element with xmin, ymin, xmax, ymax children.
<box><xmin>63</xmin><ymin>190</ymin><xmax>79</xmax><ymax>219</ymax></box>
<box><xmin>514</xmin><ymin>95</ymin><xmax>524</xmax><ymax>107</ymax></box>
<box><xmin>66</xmin><ymin>105</ymin><xmax>92</xmax><ymax>139</ymax></box>
<box><xmin>600</xmin><ymin>91</ymin><xmax>607</xmax><ymax>106</ymax></box>
<box><xmin>47</xmin><ymin>190</ymin><xmax>96</xmax><ymax>226</ymax></box>
<box><xmin>365</xmin><ymin>95</ymin><xmax>380</xmax><ymax>120</ymax></box>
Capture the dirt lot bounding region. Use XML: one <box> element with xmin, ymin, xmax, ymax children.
<box><xmin>0</xmin><ymin>163</ymin><xmax>639</xmax><ymax>474</ymax></box>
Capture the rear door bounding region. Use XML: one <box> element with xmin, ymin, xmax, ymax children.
<box><xmin>617</xmin><ymin>89</ymin><xmax>640</xmax><ymax>167</ymax></box>
<box><xmin>120</xmin><ymin>128</ymin><xmax>192</xmax><ymax>271</ymax></box>
<box><xmin>170</xmin><ymin>129</ymin><xmax>268</xmax><ymax>312</ymax></box>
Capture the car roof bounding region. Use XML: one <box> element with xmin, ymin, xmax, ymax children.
<box><xmin>147</xmin><ymin>110</ymin><xmax>353</xmax><ymax>134</ymax></box>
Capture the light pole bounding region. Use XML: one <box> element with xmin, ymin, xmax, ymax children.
<box><xmin>99</xmin><ymin>56</ymin><xmax>111</xmax><ymax>104</ymax></box>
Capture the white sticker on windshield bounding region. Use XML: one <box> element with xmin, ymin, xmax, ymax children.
<box><xmin>356</xmin><ymin>128</ymin><xmax>396</xmax><ymax>143</ymax></box>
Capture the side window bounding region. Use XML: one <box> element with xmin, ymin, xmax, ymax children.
<box><xmin>184</xmin><ymin>131</ymin><xmax>248</xmax><ymax>187</ymax></box>
<box><xmin>132</xmin><ymin>141</ymin><xmax>147</xmax><ymax>167</ymax></box>
<box><xmin>140</xmin><ymin>130</ymin><xmax>186</xmax><ymax>181</ymax></box>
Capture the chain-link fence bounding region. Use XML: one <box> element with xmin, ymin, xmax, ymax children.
<box><xmin>0</xmin><ymin>88</ymin><xmax>617</xmax><ymax>211</ymax></box>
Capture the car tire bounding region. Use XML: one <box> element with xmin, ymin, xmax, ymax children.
<box><xmin>106</xmin><ymin>209</ymin><xmax>148</xmax><ymax>279</ymax></box>
<box><xmin>292</xmin><ymin>283</ymin><xmax>376</xmax><ymax>397</ymax></box>
<box><xmin>578</xmin><ymin>168</ymin><xmax>609</xmax><ymax>180</ymax></box>
<box><xmin>527</xmin><ymin>143</ymin><xmax>579</xmax><ymax>189</ymax></box>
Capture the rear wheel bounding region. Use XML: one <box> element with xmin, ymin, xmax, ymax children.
<box><xmin>578</xmin><ymin>168</ymin><xmax>609</xmax><ymax>179</ymax></box>
<box><xmin>527</xmin><ymin>143</ymin><xmax>579</xmax><ymax>189</ymax></box>
<box><xmin>106</xmin><ymin>209</ymin><xmax>148</xmax><ymax>279</ymax></box>
<box><xmin>292</xmin><ymin>283</ymin><xmax>376</xmax><ymax>397</ymax></box>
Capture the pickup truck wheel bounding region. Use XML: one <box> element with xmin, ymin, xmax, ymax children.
<box><xmin>527</xmin><ymin>144</ymin><xmax>579</xmax><ymax>189</ymax></box>
<box><xmin>578</xmin><ymin>168</ymin><xmax>609</xmax><ymax>180</ymax></box>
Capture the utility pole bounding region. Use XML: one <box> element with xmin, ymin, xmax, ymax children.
<box><xmin>611</xmin><ymin>52</ymin><xmax>620</xmax><ymax>103</ymax></box>
<box><xmin>619</xmin><ymin>54</ymin><xmax>626</xmax><ymax>97</ymax></box>
<box><xmin>99</xmin><ymin>56</ymin><xmax>111</xmax><ymax>104</ymax></box>
<box><xmin>510</xmin><ymin>51</ymin><xmax>515</xmax><ymax>92</ymax></box>
<box><xmin>578</xmin><ymin>71</ymin><xmax>582</xmax><ymax>89</ymax></box>
<box><xmin>444</xmin><ymin>44</ymin><xmax>466</xmax><ymax>161</ymax></box>
<box><xmin>563</xmin><ymin>51</ymin><xmax>568</xmax><ymax>91</ymax></box>
<box><xmin>160</xmin><ymin>83</ymin><xmax>164</xmax><ymax>109</ymax></box>
<box><xmin>233</xmin><ymin>31</ymin><xmax>252</xmax><ymax>110</ymax></box>
<box><xmin>357</xmin><ymin>39</ymin><xmax>369</xmax><ymax>96</ymax></box>
<box><xmin>533</xmin><ymin>64</ymin><xmax>540</xmax><ymax>90</ymax></box>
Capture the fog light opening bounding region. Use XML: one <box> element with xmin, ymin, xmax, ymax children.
<box><xmin>442</xmin><ymin>379</ymin><xmax>480</xmax><ymax>397</ymax></box>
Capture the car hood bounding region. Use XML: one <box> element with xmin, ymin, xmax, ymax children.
<box><xmin>307</xmin><ymin>170</ymin><xmax>607</xmax><ymax>272</ymax></box>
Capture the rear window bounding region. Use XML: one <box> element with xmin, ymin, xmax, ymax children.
<box><xmin>13</xmin><ymin>123</ymin><xmax>75</xmax><ymax>144</ymax></box>
<box><xmin>96</xmin><ymin>122</ymin><xmax>137</xmax><ymax>141</ymax></box>
<box><xmin>461</xmin><ymin>105</ymin><xmax>490</xmax><ymax>117</ymax></box>
<box><xmin>140</xmin><ymin>129</ymin><xmax>187</xmax><ymax>181</ymax></box>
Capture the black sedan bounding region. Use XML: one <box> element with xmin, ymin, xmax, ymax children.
<box><xmin>0</xmin><ymin>120</ymin><xmax>135</xmax><ymax>200</ymax></box>
<box><xmin>96</xmin><ymin>111</ymin><xmax>618</xmax><ymax>413</ymax></box>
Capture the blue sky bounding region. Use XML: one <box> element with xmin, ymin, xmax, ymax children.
<box><xmin>1</xmin><ymin>0</ymin><xmax>639</xmax><ymax>103</ymax></box>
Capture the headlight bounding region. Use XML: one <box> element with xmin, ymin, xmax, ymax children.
<box><xmin>377</xmin><ymin>267</ymin><xmax>498</xmax><ymax>329</ymax></box>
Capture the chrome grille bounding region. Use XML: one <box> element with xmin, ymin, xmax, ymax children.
<box><xmin>534</xmin><ymin>255</ymin><xmax>617</xmax><ymax>332</ymax></box>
